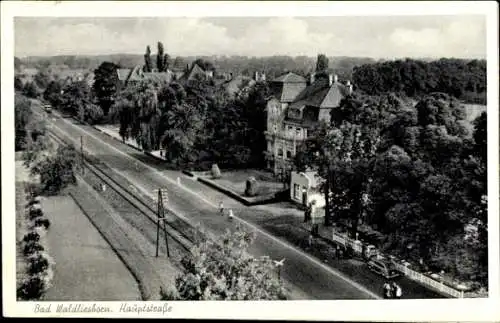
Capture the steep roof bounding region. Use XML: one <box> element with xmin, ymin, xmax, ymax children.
<box><xmin>142</xmin><ymin>71</ymin><xmax>174</xmax><ymax>84</ymax></box>
<box><xmin>180</xmin><ymin>63</ymin><xmax>209</xmax><ymax>82</ymax></box>
<box><xmin>284</xmin><ymin>77</ymin><xmax>350</xmax><ymax>127</ymax></box>
<box><xmin>272</xmin><ymin>72</ymin><xmax>307</xmax><ymax>83</ymax></box>
<box><xmin>223</xmin><ymin>75</ymin><xmax>256</xmax><ymax>97</ymax></box>
<box><xmin>117</xmin><ymin>68</ymin><xmax>131</xmax><ymax>81</ymax></box>
<box><xmin>290</xmin><ymin>77</ymin><xmax>349</xmax><ymax>109</ymax></box>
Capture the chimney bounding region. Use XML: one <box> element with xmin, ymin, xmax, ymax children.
<box><xmin>328</xmin><ymin>74</ymin><xmax>333</xmax><ymax>86</ymax></box>
<box><xmin>310</xmin><ymin>73</ymin><xmax>315</xmax><ymax>85</ymax></box>
<box><xmin>254</xmin><ymin>71</ymin><xmax>260</xmax><ymax>81</ymax></box>
<box><xmin>186</xmin><ymin>63</ymin><xmax>190</xmax><ymax>71</ymax></box>
<box><xmin>260</xmin><ymin>72</ymin><xmax>266</xmax><ymax>81</ymax></box>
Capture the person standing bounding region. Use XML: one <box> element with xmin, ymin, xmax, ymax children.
<box><xmin>383</xmin><ymin>281</ymin><xmax>392</xmax><ymax>299</ymax></box>
<box><xmin>393</xmin><ymin>281</ymin><xmax>402</xmax><ymax>299</ymax></box>
<box><xmin>219</xmin><ymin>201</ymin><xmax>224</xmax><ymax>216</ymax></box>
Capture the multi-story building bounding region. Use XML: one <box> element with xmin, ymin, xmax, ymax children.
<box><xmin>264</xmin><ymin>72</ymin><xmax>353</xmax><ymax>179</ymax></box>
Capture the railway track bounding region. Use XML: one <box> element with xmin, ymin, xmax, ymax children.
<box><xmin>48</xmin><ymin>130</ymin><xmax>200</xmax><ymax>254</ymax></box>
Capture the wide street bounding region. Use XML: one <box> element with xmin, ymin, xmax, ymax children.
<box><xmin>35</xmin><ymin>102</ymin><xmax>444</xmax><ymax>300</ymax></box>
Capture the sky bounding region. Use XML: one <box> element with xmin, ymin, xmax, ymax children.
<box><xmin>14</xmin><ymin>16</ymin><xmax>486</xmax><ymax>59</ymax></box>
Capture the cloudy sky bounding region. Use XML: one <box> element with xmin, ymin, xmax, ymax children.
<box><xmin>15</xmin><ymin>16</ymin><xmax>486</xmax><ymax>59</ymax></box>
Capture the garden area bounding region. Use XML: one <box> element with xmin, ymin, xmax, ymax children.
<box><xmin>196</xmin><ymin>166</ymin><xmax>288</xmax><ymax>205</ymax></box>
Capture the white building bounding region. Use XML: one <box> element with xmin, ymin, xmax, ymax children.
<box><xmin>290</xmin><ymin>171</ymin><xmax>325</xmax><ymax>207</ymax></box>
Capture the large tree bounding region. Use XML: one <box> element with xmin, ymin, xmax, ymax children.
<box><xmin>157</xmin><ymin>42</ymin><xmax>165</xmax><ymax>72</ymax></box>
<box><xmin>161</xmin><ymin>226</ymin><xmax>287</xmax><ymax>300</ymax></box>
<box><xmin>93</xmin><ymin>61</ymin><xmax>119</xmax><ymax>116</ymax></box>
<box><xmin>144</xmin><ymin>45</ymin><xmax>152</xmax><ymax>72</ymax></box>
<box><xmin>315</xmin><ymin>54</ymin><xmax>329</xmax><ymax>73</ymax></box>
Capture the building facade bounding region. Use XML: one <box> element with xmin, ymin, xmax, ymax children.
<box><xmin>264</xmin><ymin>72</ymin><xmax>353</xmax><ymax>178</ymax></box>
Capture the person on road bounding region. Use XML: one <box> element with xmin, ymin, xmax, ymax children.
<box><xmin>383</xmin><ymin>280</ymin><xmax>392</xmax><ymax>299</ymax></box>
<box><xmin>228</xmin><ymin>209</ymin><xmax>234</xmax><ymax>221</ymax></box>
<box><xmin>219</xmin><ymin>201</ymin><xmax>224</xmax><ymax>216</ymax></box>
<box><xmin>392</xmin><ymin>281</ymin><xmax>402</xmax><ymax>299</ymax></box>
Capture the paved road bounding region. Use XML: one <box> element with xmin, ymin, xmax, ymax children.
<box><xmin>35</xmin><ymin>103</ymin><xmax>445</xmax><ymax>300</ymax></box>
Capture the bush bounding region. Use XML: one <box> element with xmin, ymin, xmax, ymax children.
<box><xmin>34</xmin><ymin>218</ymin><xmax>51</xmax><ymax>230</ymax></box>
<box><xmin>27</xmin><ymin>254</ymin><xmax>49</xmax><ymax>275</ymax></box>
<box><xmin>245</xmin><ymin>176</ymin><xmax>258</xmax><ymax>196</ymax></box>
<box><xmin>29</xmin><ymin>207</ymin><xmax>43</xmax><ymax>220</ymax></box>
<box><xmin>22</xmin><ymin>231</ymin><xmax>41</xmax><ymax>244</ymax></box>
<box><xmin>23</xmin><ymin>241</ymin><xmax>45</xmax><ymax>256</ymax></box>
<box><xmin>211</xmin><ymin>164</ymin><xmax>221</xmax><ymax>179</ymax></box>
<box><xmin>17</xmin><ymin>276</ymin><xmax>45</xmax><ymax>300</ymax></box>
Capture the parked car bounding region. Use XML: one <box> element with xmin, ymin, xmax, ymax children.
<box><xmin>367</xmin><ymin>257</ymin><xmax>401</xmax><ymax>279</ymax></box>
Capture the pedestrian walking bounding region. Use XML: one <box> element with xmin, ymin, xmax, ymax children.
<box><xmin>219</xmin><ymin>201</ymin><xmax>224</xmax><ymax>216</ymax></box>
<box><xmin>383</xmin><ymin>281</ymin><xmax>392</xmax><ymax>299</ymax></box>
<box><xmin>228</xmin><ymin>209</ymin><xmax>234</xmax><ymax>221</ymax></box>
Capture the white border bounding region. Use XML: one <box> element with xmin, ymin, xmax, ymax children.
<box><xmin>2</xmin><ymin>1</ymin><xmax>499</xmax><ymax>321</ymax></box>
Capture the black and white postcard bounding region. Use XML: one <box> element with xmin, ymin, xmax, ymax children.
<box><xmin>2</xmin><ymin>1</ymin><xmax>499</xmax><ymax>321</ymax></box>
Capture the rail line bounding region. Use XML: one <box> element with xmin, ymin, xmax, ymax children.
<box><xmin>48</xmin><ymin>130</ymin><xmax>199</xmax><ymax>253</ymax></box>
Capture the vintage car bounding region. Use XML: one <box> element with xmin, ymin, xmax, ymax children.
<box><xmin>367</xmin><ymin>257</ymin><xmax>401</xmax><ymax>279</ymax></box>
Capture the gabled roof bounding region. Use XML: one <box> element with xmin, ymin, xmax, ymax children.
<box><xmin>222</xmin><ymin>75</ymin><xmax>256</xmax><ymax>97</ymax></box>
<box><xmin>142</xmin><ymin>71</ymin><xmax>174</xmax><ymax>84</ymax></box>
<box><xmin>272</xmin><ymin>72</ymin><xmax>307</xmax><ymax>83</ymax></box>
<box><xmin>290</xmin><ymin>77</ymin><xmax>349</xmax><ymax>109</ymax></box>
<box><xmin>117</xmin><ymin>68</ymin><xmax>131</xmax><ymax>81</ymax></box>
<box><xmin>180</xmin><ymin>63</ymin><xmax>209</xmax><ymax>82</ymax></box>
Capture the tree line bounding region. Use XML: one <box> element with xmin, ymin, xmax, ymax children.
<box><xmin>112</xmin><ymin>72</ymin><xmax>269</xmax><ymax>170</ymax></box>
<box><xmin>352</xmin><ymin>58</ymin><xmax>487</xmax><ymax>104</ymax></box>
<box><xmin>295</xmin><ymin>91</ymin><xmax>487</xmax><ymax>285</ymax></box>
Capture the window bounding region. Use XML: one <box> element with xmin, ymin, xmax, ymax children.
<box><xmin>286</xmin><ymin>150</ymin><xmax>292</xmax><ymax>159</ymax></box>
<box><xmin>277</xmin><ymin>148</ymin><xmax>283</xmax><ymax>157</ymax></box>
<box><xmin>296</xmin><ymin>127</ymin><xmax>301</xmax><ymax>137</ymax></box>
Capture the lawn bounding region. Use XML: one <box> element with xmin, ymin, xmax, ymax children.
<box><xmin>41</xmin><ymin>194</ymin><xmax>142</xmax><ymax>301</ymax></box>
<box><xmin>210</xmin><ymin>169</ymin><xmax>286</xmax><ymax>197</ymax></box>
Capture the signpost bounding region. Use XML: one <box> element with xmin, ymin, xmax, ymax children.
<box><xmin>154</xmin><ymin>188</ymin><xmax>170</xmax><ymax>258</ymax></box>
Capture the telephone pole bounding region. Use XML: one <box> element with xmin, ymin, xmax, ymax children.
<box><xmin>155</xmin><ymin>188</ymin><xmax>170</xmax><ymax>257</ymax></box>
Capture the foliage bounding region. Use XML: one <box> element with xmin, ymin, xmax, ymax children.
<box><xmin>315</xmin><ymin>54</ymin><xmax>329</xmax><ymax>72</ymax></box>
<box><xmin>93</xmin><ymin>61</ymin><xmax>119</xmax><ymax>115</ymax></box>
<box><xmin>144</xmin><ymin>46</ymin><xmax>152</xmax><ymax>72</ymax></box>
<box><xmin>23</xmin><ymin>241</ymin><xmax>45</xmax><ymax>256</ymax></box>
<box><xmin>161</xmin><ymin>226</ymin><xmax>287</xmax><ymax>300</ymax></box>
<box><xmin>61</xmin><ymin>80</ymin><xmax>103</xmax><ymax>124</ymax></box>
<box><xmin>352</xmin><ymin>58</ymin><xmax>486</xmax><ymax>104</ymax></box>
<box><xmin>43</xmin><ymin>80</ymin><xmax>64</xmax><ymax>107</ymax></box>
<box><xmin>31</xmin><ymin>145</ymin><xmax>79</xmax><ymax>195</ymax></box>
<box><xmin>211</xmin><ymin>164</ymin><xmax>221</xmax><ymax>179</ymax></box>
<box><xmin>15</xmin><ymin>76</ymin><xmax>24</xmax><ymax>91</ymax></box>
<box><xmin>23</xmin><ymin>81</ymin><xmax>40</xmax><ymax>98</ymax></box>
<box><xmin>15</xmin><ymin>94</ymin><xmax>33</xmax><ymax>151</ymax></box>
<box><xmin>245</xmin><ymin>177</ymin><xmax>258</xmax><ymax>196</ymax></box>
<box><xmin>157</xmin><ymin>42</ymin><xmax>165</xmax><ymax>72</ymax></box>
<box><xmin>17</xmin><ymin>276</ymin><xmax>46</xmax><ymax>300</ymax></box>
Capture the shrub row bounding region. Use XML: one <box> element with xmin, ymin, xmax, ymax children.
<box><xmin>17</xmin><ymin>197</ymin><xmax>54</xmax><ymax>301</ymax></box>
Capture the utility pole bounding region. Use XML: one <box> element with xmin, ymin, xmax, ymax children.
<box><xmin>155</xmin><ymin>188</ymin><xmax>170</xmax><ymax>257</ymax></box>
<box><xmin>80</xmin><ymin>136</ymin><xmax>85</xmax><ymax>174</ymax></box>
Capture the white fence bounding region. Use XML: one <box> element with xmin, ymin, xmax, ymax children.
<box><xmin>328</xmin><ymin>228</ymin><xmax>465</xmax><ymax>298</ymax></box>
